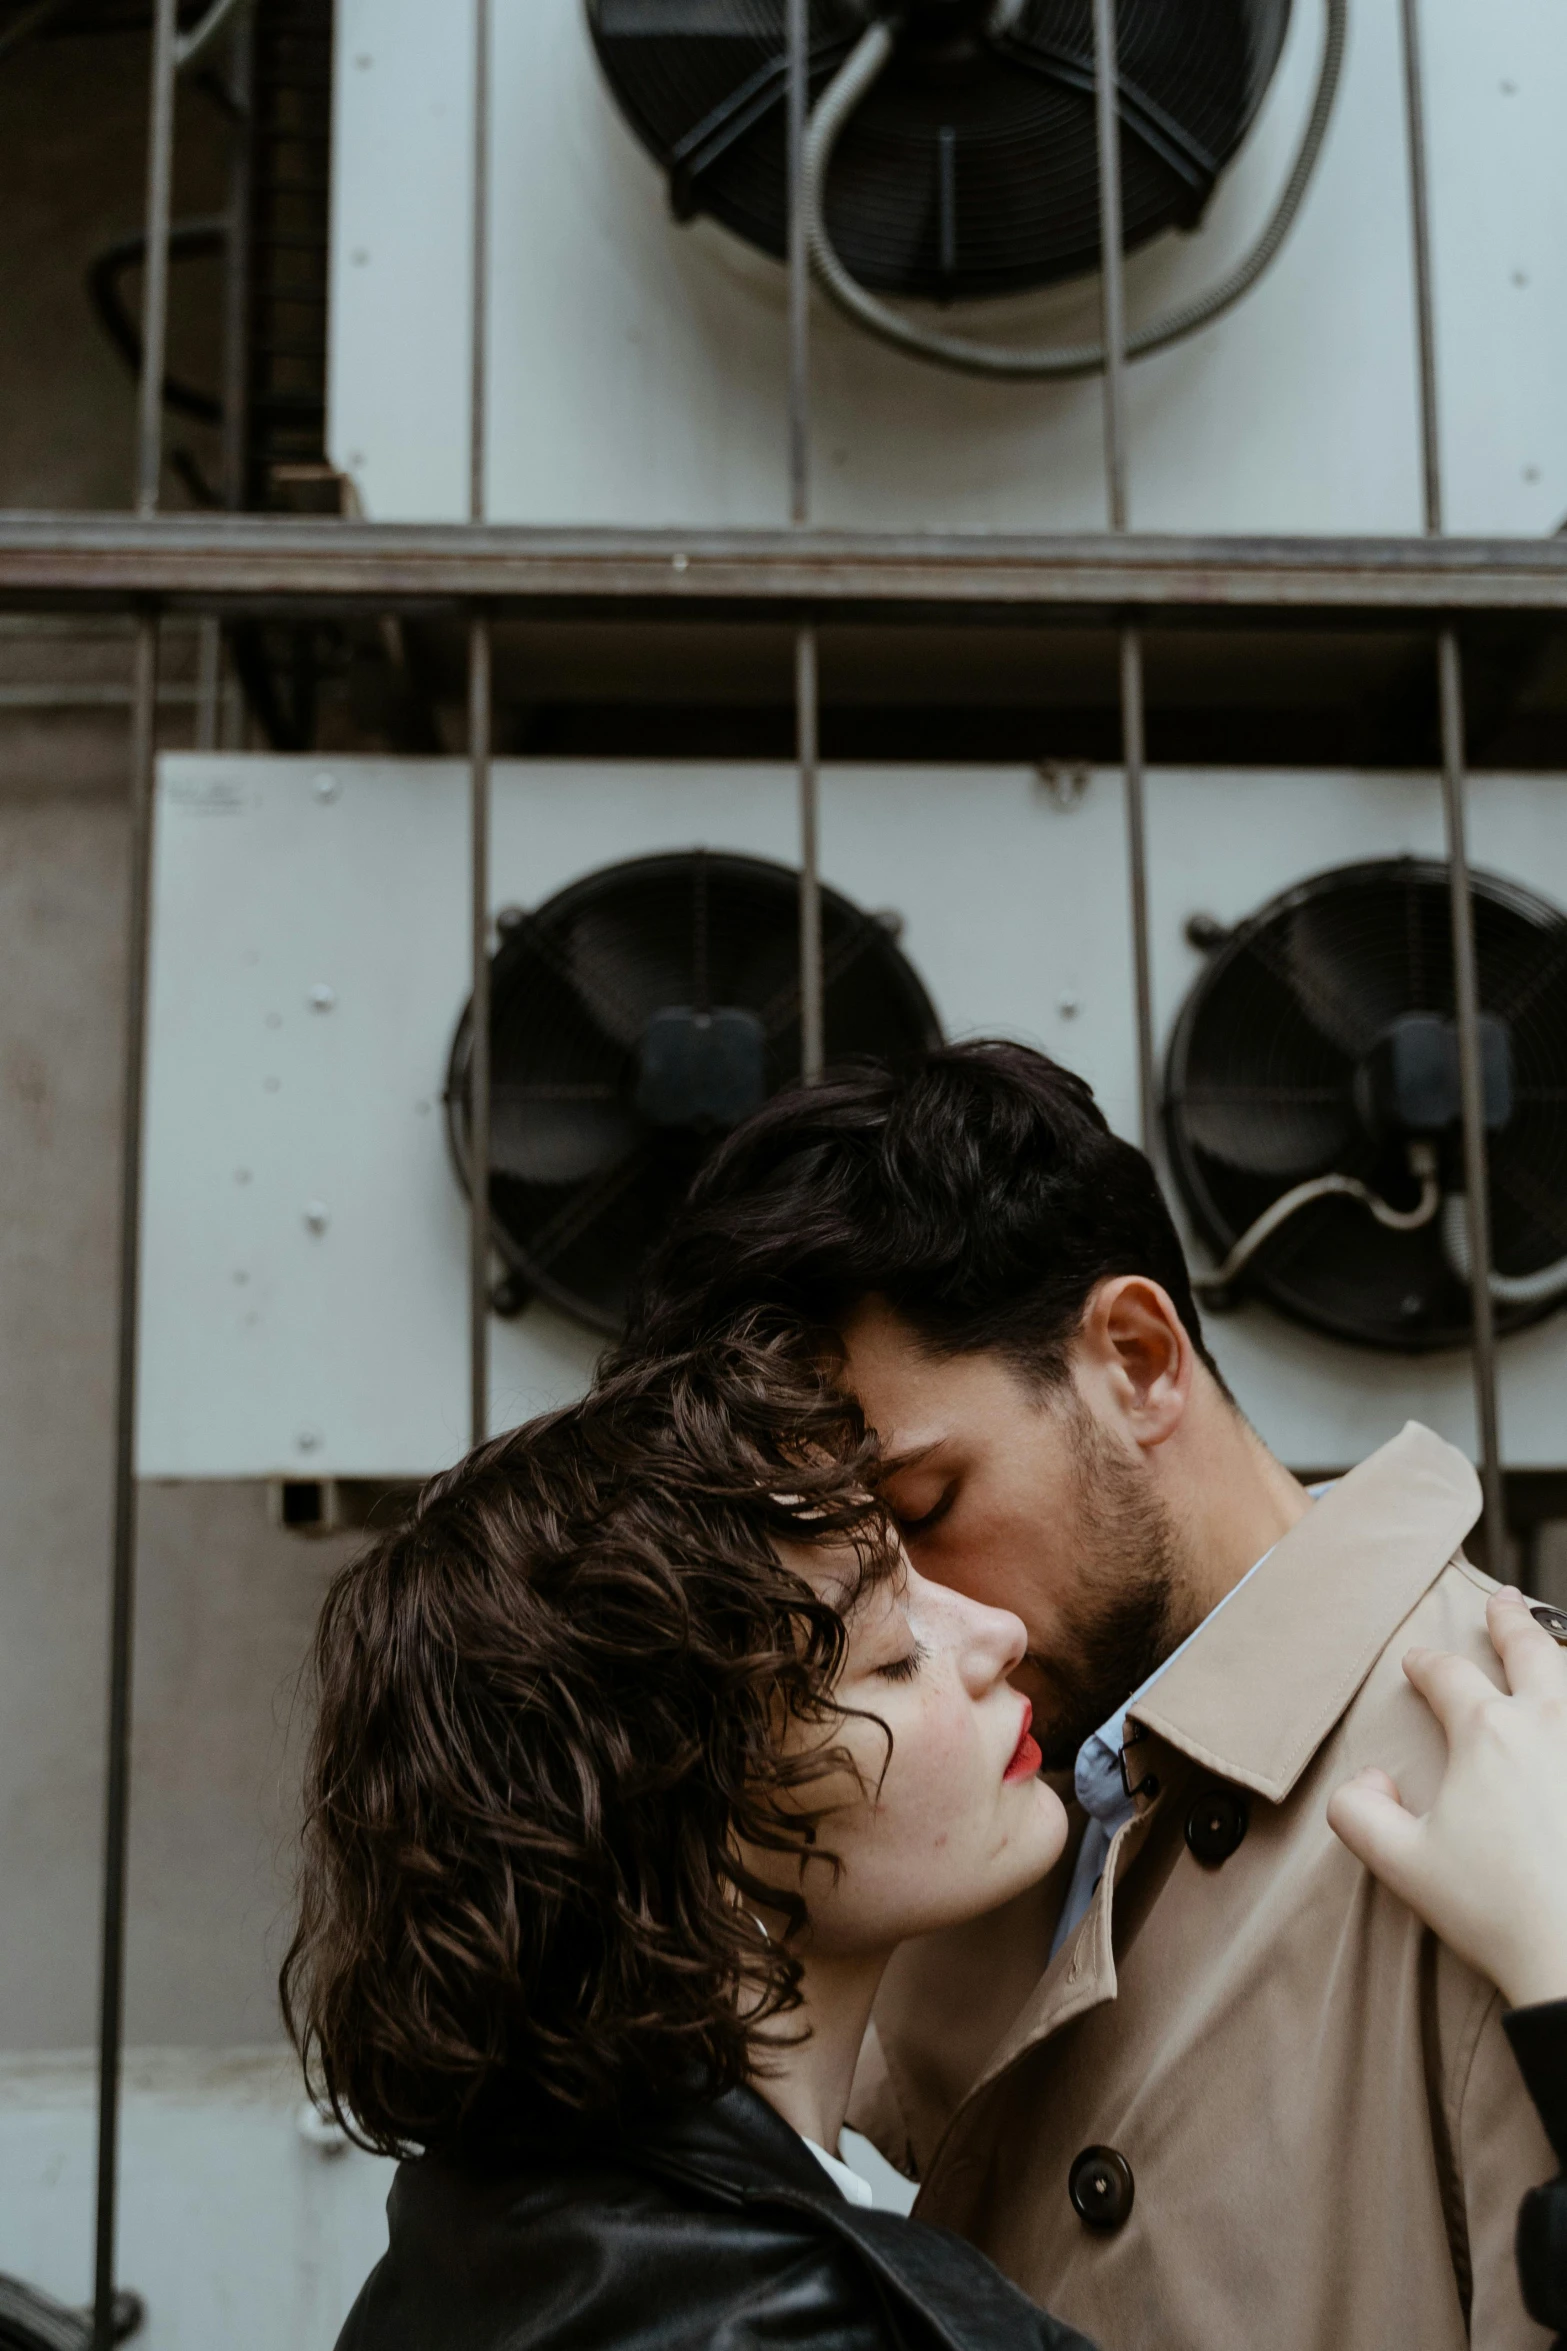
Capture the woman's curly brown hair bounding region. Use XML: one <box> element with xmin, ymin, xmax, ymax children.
<box><xmin>280</xmin><ymin>1320</ymin><xmax>894</xmax><ymax>2159</ymax></box>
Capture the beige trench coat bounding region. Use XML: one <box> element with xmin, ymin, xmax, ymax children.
<box><xmin>849</xmin><ymin>1423</ymin><xmax>1555</xmax><ymax>2351</ymax></box>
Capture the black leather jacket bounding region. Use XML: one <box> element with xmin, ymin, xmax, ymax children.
<box><xmin>1511</xmin><ymin>2000</ymin><xmax>1567</xmax><ymax>2348</ymax></box>
<box><xmin>339</xmin><ymin>2007</ymin><xmax>1567</xmax><ymax>2351</ymax></box>
<box><xmin>336</xmin><ymin>2085</ymin><xmax>1094</xmax><ymax>2351</ymax></box>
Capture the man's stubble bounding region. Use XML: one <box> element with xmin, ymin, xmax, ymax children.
<box><xmin>1027</xmin><ymin>1396</ymin><xmax>1196</xmax><ymax>1772</ymax></box>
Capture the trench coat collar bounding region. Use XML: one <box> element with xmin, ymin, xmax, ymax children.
<box><xmin>961</xmin><ymin>1421</ymin><xmax>1480</xmax><ymax>2100</ymax></box>
<box><xmin>1129</xmin><ymin>1418</ymin><xmax>1481</xmax><ymax>1805</ymax></box>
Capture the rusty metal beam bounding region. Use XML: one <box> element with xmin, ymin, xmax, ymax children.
<box><xmin>5</xmin><ymin>515</ymin><xmax>1567</xmax><ymax>621</ymax></box>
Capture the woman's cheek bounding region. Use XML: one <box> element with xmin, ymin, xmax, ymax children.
<box><xmin>893</xmin><ymin>1703</ymin><xmax>983</xmax><ymax>1849</ymax></box>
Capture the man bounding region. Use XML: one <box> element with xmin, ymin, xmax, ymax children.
<box><xmin>622</xmin><ymin>1040</ymin><xmax>1556</xmax><ymax>2351</ymax></box>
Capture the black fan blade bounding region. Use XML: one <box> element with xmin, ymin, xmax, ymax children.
<box><xmin>490</xmin><ymin>1086</ymin><xmax>642</xmax><ymax>1186</ymax></box>
<box><xmin>1174</xmin><ymin>1087</ymin><xmax>1354</xmax><ymax>1179</ymax></box>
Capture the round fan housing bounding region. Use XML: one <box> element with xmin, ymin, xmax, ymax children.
<box><xmin>1165</xmin><ymin>859</ymin><xmax>1567</xmax><ymax>1351</ymax></box>
<box><xmin>447</xmin><ymin>850</ymin><xmax>941</xmax><ymax>1333</ymax></box>
<box><xmin>588</xmin><ymin>0</ymin><xmax>1291</xmax><ymax>302</ymax></box>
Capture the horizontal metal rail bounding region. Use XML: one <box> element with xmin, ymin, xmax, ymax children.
<box><xmin>5</xmin><ymin>514</ymin><xmax>1567</xmax><ymax>620</ymax></box>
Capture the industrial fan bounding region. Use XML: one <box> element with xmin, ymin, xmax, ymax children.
<box><xmin>447</xmin><ymin>850</ymin><xmax>940</xmax><ymax>1333</ymax></box>
<box><xmin>1165</xmin><ymin>860</ymin><xmax>1567</xmax><ymax>1352</ymax></box>
<box><xmin>588</xmin><ymin>0</ymin><xmax>1292</xmax><ymax>302</ymax></box>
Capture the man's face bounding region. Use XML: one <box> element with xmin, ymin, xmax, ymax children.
<box><xmin>840</xmin><ymin>1296</ymin><xmax>1185</xmax><ymax>1769</ymax></box>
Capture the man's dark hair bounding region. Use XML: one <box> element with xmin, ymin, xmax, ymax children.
<box><xmin>280</xmin><ymin>1322</ymin><xmax>894</xmax><ymax>2159</ymax></box>
<box><xmin>621</xmin><ymin>1040</ymin><xmax>1222</xmax><ymax>1388</ymax></box>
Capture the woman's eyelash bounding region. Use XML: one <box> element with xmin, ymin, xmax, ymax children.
<box><xmin>877</xmin><ymin>1643</ymin><xmax>928</xmax><ymax>1684</ymax></box>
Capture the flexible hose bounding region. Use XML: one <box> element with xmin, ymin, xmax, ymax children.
<box><xmin>1194</xmin><ymin>1141</ymin><xmax>1440</xmax><ymax>1300</ymax></box>
<box><xmin>804</xmin><ymin>0</ymin><xmax>1347</xmax><ymax>380</ymax></box>
<box><xmin>1441</xmin><ymin>1196</ymin><xmax>1567</xmax><ymax>1308</ymax></box>
<box><xmin>176</xmin><ymin>0</ymin><xmax>253</xmax><ymax>72</ymax></box>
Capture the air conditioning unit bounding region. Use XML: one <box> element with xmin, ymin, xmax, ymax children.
<box><xmin>139</xmin><ymin>753</ymin><xmax>1567</xmax><ymax>1482</ymax></box>
<box><xmin>328</xmin><ymin>0</ymin><xmax>1566</xmax><ymax>534</ymax></box>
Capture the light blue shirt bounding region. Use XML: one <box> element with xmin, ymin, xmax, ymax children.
<box><xmin>1048</xmin><ymin>1487</ymin><xmax>1331</xmax><ymax>1961</ymax></box>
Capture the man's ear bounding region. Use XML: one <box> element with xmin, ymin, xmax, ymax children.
<box><xmin>1076</xmin><ymin>1276</ymin><xmax>1193</xmax><ymax>1450</ymax></box>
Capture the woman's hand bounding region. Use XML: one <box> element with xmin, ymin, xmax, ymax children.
<box><xmin>1328</xmin><ymin>1588</ymin><xmax>1567</xmax><ymax>2010</ymax></box>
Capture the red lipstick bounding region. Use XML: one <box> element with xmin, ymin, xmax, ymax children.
<box><xmin>1004</xmin><ymin>1698</ymin><xmax>1043</xmax><ymax>1783</ymax></box>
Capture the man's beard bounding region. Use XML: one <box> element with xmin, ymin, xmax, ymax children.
<box><xmin>1028</xmin><ymin>1400</ymin><xmax>1190</xmax><ymax>1772</ymax></box>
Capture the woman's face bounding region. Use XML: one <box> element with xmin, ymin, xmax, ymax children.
<box><xmin>766</xmin><ymin>1546</ymin><xmax>1071</xmax><ymax>1959</ymax></box>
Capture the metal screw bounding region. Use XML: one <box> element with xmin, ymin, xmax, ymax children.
<box><xmin>1524</xmin><ymin>465</ymin><xmax>1542</xmax><ymax>483</ymax></box>
<box><xmin>671</xmin><ymin>553</ymin><xmax>689</xmax><ymax>573</ymax></box>
<box><xmin>296</xmin><ymin>1430</ymin><xmax>322</xmax><ymax>1453</ymax></box>
<box><xmin>304</xmin><ymin>1201</ymin><xmax>331</xmax><ymax>1234</ymax></box>
<box><xmin>497</xmin><ymin>905</ymin><xmax>525</xmax><ymax>933</ymax></box>
<box><xmin>234</xmin><ymin>1167</ymin><xmax>252</xmax><ymax>1185</ymax></box>
<box><xmin>873</xmin><ymin>907</ymin><xmax>905</xmax><ymax>940</ymax></box>
<box><xmin>309</xmin><ymin>983</ymin><xmax>337</xmax><ymax>1013</ymax></box>
<box><xmin>1512</xmin><ymin>270</ymin><xmax>1529</xmax><ymax>288</ymax></box>
<box><xmin>312</xmin><ymin>770</ymin><xmax>340</xmax><ymax>803</ymax></box>
<box><xmin>351</xmin><ymin>248</ymin><xmax>370</xmax><ymax>267</ymax></box>
<box><xmin>1036</xmin><ymin>761</ymin><xmax>1089</xmax><ymax>811</ymax></box>
<box><xmin>1058</xmin><ymin>990</ymin><xmax>1082</xmax><ymax>1019</ymax></box>
<box><xmin>1186</xmin><ymin>913</ymin><xmax>1232</xmax><ymax>953</ymax></box>
<box><xmin>263</xmin><ymin>1076</ymin><xmax>281</xmax><ymax>1093</ymax></box>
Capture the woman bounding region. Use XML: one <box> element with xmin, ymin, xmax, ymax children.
<box><xmin>282</xmin><ymin>1326</ymin><xmax>1567</xmax><ymax>2351</ymax></box>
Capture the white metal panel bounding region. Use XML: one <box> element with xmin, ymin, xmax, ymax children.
<box><xmin>139</xmin><ymin>756</ymin><xmax>1132</xmax><ymax>1478</ymax></box>
<box><xmin>328</xmin><ymin>0</ymin><xmax>1567</xmax><ymax>536</ymax></box>
<box><xmin>1145</xmin><ymin>768</ymin><xmax>1567</xmax><ymax>1470</ymax></box>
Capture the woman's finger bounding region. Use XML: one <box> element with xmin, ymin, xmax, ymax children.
<box><xmin>1400</xmin><ymin>1643</ymin><xmax>1500</xmax><ymax>1734</ymax></box>
<box><xmin>1327</xmin><ymin>1770</ymin><xmax>1424</xmax><ymax>1904</ymax></box>
<box><xmin>1487</xmin><ymin>1585</ymin><xmax>1567</xmax><ymax>1700</ymax></box>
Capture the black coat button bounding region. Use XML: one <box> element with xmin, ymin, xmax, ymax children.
<box><xmin>1185</xmin><ymin>1787</ymin><xmax>1249</xmax><ymax>1867</ymax></box>
<box><xmin>1531</xmin><ymin>1604</ymin><xmax>1567</xmax><ymax>1645</ymax></box>
<box><xmin>1069</xmin><ymin>2146</ymin><xmax>1134</xmax><ymax>2233</ymax></box>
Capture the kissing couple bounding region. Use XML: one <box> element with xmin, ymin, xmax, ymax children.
<box><xmin>287</xmin><ymin>1043</ymin><xmax>1567</xmax><ymax>2351</ymax></box>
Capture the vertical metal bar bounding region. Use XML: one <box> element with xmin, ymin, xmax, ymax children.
<box><xmin>194</xmin><ymin>616</ymin><xmax>221</xmax><ymax>750</ymax></box>
<box><xmin>94</xmin><ymin>5</ymin><xmax>178</xmax><ymax>2337</ymax></box>
<box><xmin>1400</xmin><ymin>0</ymin><xmax>1502</xmax><ymax>1567</ymax></box>
<box><xmin>219</xmin><ymin>0</ymin><xmax>254</xmax><ymax>516</ymax></box>
<box><xmin>94</xmin><ymin>617</ymin><xmax>160</xmax><ymax>2351</ymax></box>
<box><xmin>797</xmin><ymin>625</ymin><xmax>823</xmax><ymax>1082</ymax></box>
<box><xmin>467</xmin><ymin>617</ymin><xmax>492</xmax><ymax>1447</ymax></box>
<box><xmin>467</xmin><ymin>0</ymin><xmax>493</xmax><ymax>1447</ymax></box>
<box><xmin>470</xmin><ymin>0</ymin><xmax>491</xmax><ymax>527</ymax></box>
<box><xmin>785</xmin><ymin>0</ymin><xmax>809</xmax><ymax>527</ymax></box>
<box><xmin>1120</xmin><ymin>628</ymin><xmax>1158</xmax><ymax>1153</ymax></box>
<box><xmin>134</xmin><ymin>0</ymin><xmax>179</xmax><ymax>516</ymax></box>
<box><xmin>785</xmin><ymin>0</ymin><xmax>823</xmax><ymax>1081</ymax></box>
<box><xmin>1093</xmin><ymin>0</ymin><xmax>1157</xmax><ymax>1151</ymax></box>
<box><xmin>1437</xmin><ymin>636</ymin><xmax>1504</xmax><ymax>1567</ymax></box>
<box><xmin>1092</xmin><ymin>0</ymin><xmax>1128</xmax><ymax>535</ymax></box>
<box><xmin>1399</xmin><ymin>0</ymin><xmax>1442</xmax><ymax>537</ymax></box>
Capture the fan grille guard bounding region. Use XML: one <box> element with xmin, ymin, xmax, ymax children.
<box><xmin>448</xmin><ymin>850</ymin><xmax>941</xmax><ymax>1334</ymax></box>
<box><xmin>589</xmin><ymin>0</ymin><xmax>1291</xmax><ymax>302</ymax></box>
<box><xmin>1164</xmin><ymin>859</ymin><xmax>1567</xmax><ymax>1352</ymax></box>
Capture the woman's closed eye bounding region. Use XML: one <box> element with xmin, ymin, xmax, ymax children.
<box><xmin>876</xmin><ymin>1642</ymin><xmax>928</xmax><ymax>1685</ymax></box>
